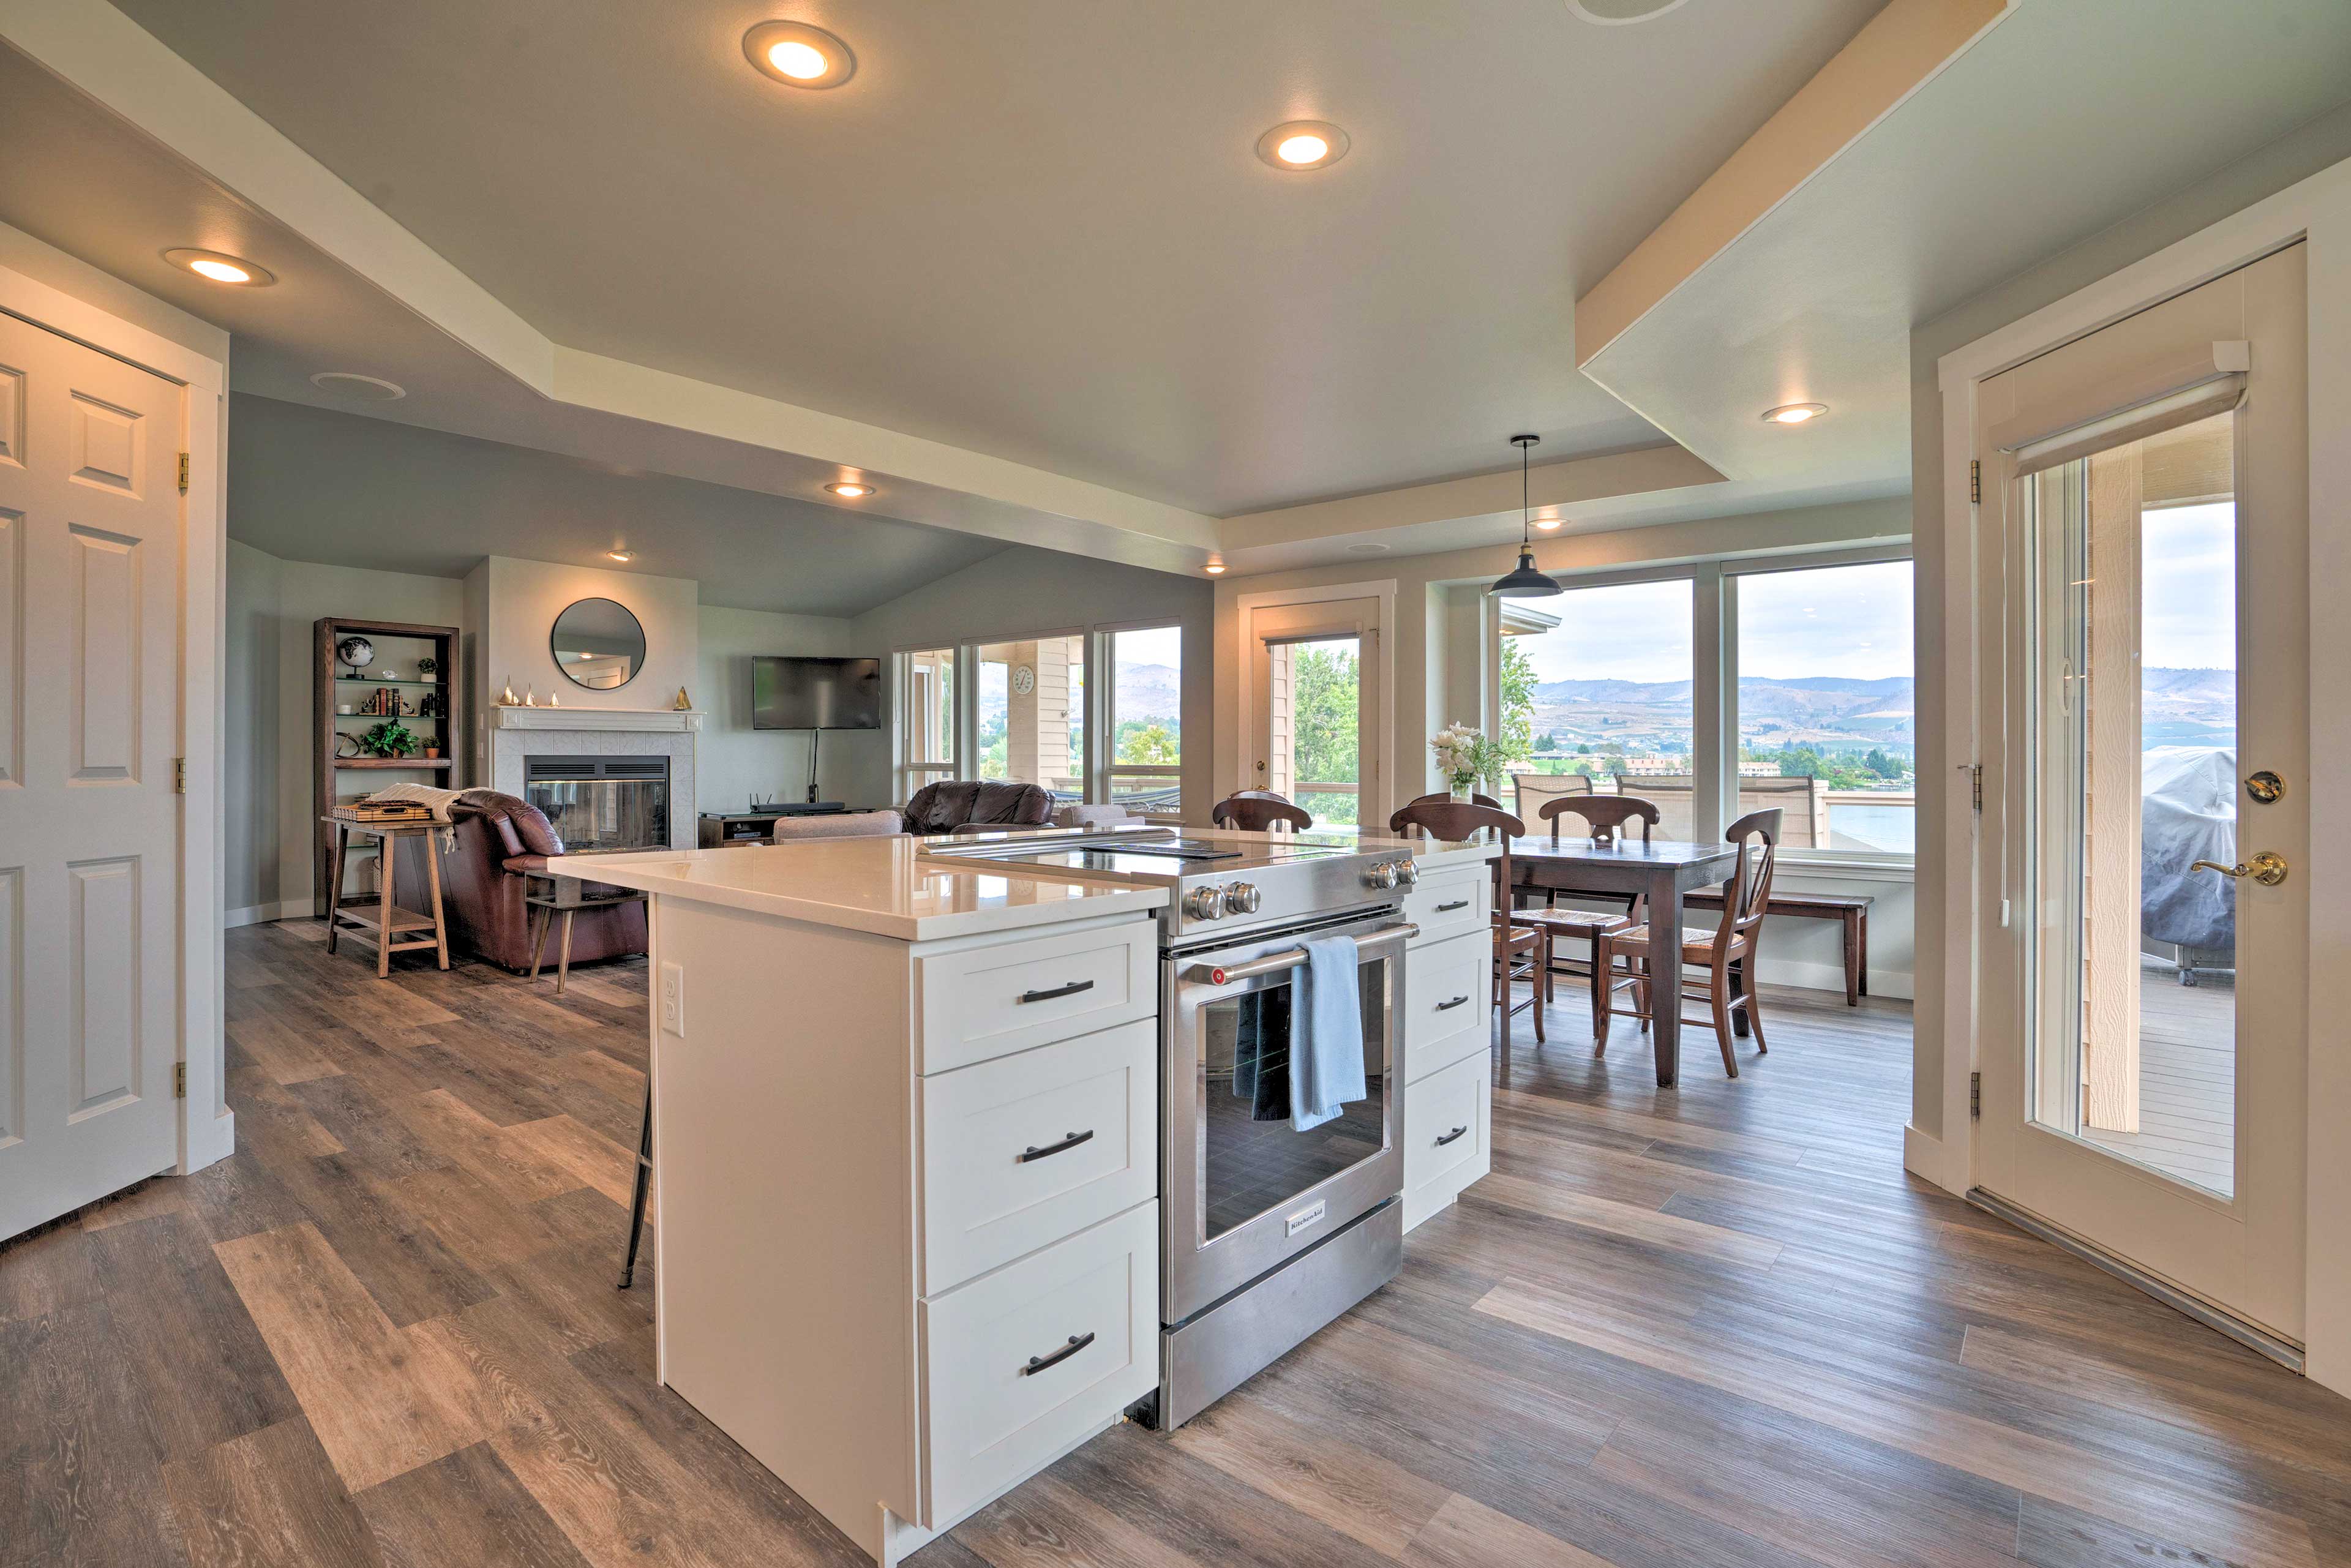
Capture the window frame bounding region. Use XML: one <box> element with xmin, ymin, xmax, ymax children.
<box><xmin>1486</xmin><ymin>544</ymin><xmax>1915</xmax><ymax>874</ymax></box>
<box><xmin>1095</xmin><ymin>619</ymin><xmax>1187</xmax><ymax>823</ymax></box>
<box><xmin>890</xmin><ymin>621</ymin><xmax>1190</xmax><ymax>822</ymax></box>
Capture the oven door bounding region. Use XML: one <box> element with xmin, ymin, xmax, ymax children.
<box><xmin>1163</xmin><ymin>910</ymin><xmax>1410</xmax><ymax>1324</ymax></box>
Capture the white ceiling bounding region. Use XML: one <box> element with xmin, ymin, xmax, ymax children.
<box><xmin>107</xmin><ymin>0</ymin><xmax>1884</xmax><ymax>517</ymax></box>
<box><xmin>226</xmin><ymin>394</ymin><xmax>1008</xmax><ymax>614</ymax></box>
<box><xmin>1580</xmin><ymin>0</ymin><xmax>2351</xmax><ymax>501</ymax></box>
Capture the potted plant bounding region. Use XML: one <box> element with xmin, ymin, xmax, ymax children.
<box><xmin>358</xmin><ymin>719</ymin><xmax>420</xmax><ymax>759</ymax></box>
<box><xmin>1429</xmin><ymin>722</ymin><xmax>1511</xmax><ymax>803</ymax></box>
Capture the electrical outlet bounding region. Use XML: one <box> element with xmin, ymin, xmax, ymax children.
<box><xmin>659</xmin><ymin>961</ymin><xmax>686</xmax><ymax>1037</ymax></box>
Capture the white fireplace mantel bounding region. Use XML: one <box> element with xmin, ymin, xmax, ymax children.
<box><xmin>492</xmin><ymin>706</ymin><xmax>703</xmax><ymax>732</ymax></box>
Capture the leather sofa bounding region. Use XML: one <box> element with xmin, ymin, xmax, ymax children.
<box><xmin>901</xmin><ymin>779</ymin><xmax>1056</xmax><ymax>834</ymax></box>
<box><xmin>394</xmin><ymin>791</ymin><xmax>647</xmax><ymax>972</ymax></box>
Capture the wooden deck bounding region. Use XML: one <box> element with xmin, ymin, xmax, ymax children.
<box><xmin>2</xmin><ymin>920</ymin><xmax>2344</xmax><ymax>1567</ymax></box>
<box><xmin>2080</xmin><ymin>958</ymin><xmax>2237</xmax><ymax>1194</ymax></box>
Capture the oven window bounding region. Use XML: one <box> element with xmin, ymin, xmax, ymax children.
<box><xmin>1199</xmin><ymin>955</ymin><xmax>1389</xmax><ymax>1240</ymax></box>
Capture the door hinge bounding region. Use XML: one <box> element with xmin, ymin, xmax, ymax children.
<box><xmin>174</xmin><ymin>1062</ymin><xmax>187</xmax><ymax>1100</ymax></box>
<box><xmin>178</xmin><ymin>451</ymin><xmax>190</xmax><ymax>495</ymax></box>
<box><xmin>1969</xmin><ymin>459</ymin><xmax>1981</xmax><ymax>505</ymax></box>
<box><xmin>173</xmin><ymin>757</ymin><xmax>187</xmax><ymax>794</ymax></box>
<box><xmin>1970</xmin><ymin>1071</ymin><xmax>1981</xmax><ymax>1119</ymax></box>
<box><xmin>1958</xmin><ymin>762</ymin><xmax>1982</xmax><ymax>812</ymax></box>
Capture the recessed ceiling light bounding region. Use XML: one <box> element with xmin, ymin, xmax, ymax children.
<box><xmin>1256</xmin><ymin>120</ymin><xmax>1349</xmax><ymax>172</ymax></box>
<box><xmin>1567</xmin><ymin>0</ymin><xmax>1694</xmax><ymax>24</ymax></box>
<box><xmin>165</xmin><ymin>247</ymin><xmax>274</xmax><ymax>287</ymax></box>
<box><xmin>743</xmin><ymin>21</ymin><xmax>855</xmax><ymax>89</ymax></box>
<box><xmin>607</xmin><ymin>550</ymin><xmax>634</xmax><ymax>563</ymax></box>
<box><xmin>309</xmin><ymin>371</ymin><xmax>405</xmax><ymax>402</ymax></box>
<box><xmin>1761</xmin><ymin>402</ymin><xmax>1828</xmax><ymax>425</ymax></box>
<box><xmin>1204</xmin><ymin>562</ymin><xmax>1228</xmax><ymax>575</ymax></box>
<box><xmin>825</xmin><ymin>481</ymin><xmax>874</xmax><ymax>499</ymax></box>
<box><xmin>1534</xmin><ymin>515</ymin><xmax>1564</xmax><ymax>531</ymax></box>
<box><xmin>1345</xmin><ymin>542</ymin><xmax>1392</xmax><ymax>555</ymax></box>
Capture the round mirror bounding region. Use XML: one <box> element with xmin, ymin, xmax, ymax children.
<box><xmin>549</xmin><ymin>597</ymin><xmax>647</xmax><ymax>690</ymax></box>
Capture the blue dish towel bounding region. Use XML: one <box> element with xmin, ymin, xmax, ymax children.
<box><xmin>1291</xmin><ymin>935</ymin><xmax>1367</xmax><ymax>1131</ymax></box>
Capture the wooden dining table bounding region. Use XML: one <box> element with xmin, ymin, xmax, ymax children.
<box><xmin>1505</xmin><ymin>835</ymin><xmax>1739</xmax><ymax>1087</ymax></box>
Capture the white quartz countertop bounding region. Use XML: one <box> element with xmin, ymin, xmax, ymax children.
<box><xmin>547</xmin><ymin>836</ymin><xmax>1167</xmax><ymax>942</ymax></box>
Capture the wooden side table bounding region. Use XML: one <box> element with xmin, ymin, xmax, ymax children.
<box><xmin>523</xmin><ymin>871</ymin><xmax>647</xmax><ymax>995</ymax></box>
<box><xmin>321</xmin><ymin>817</ymin><xmax>449</xmax><ymax>977</ymax></box>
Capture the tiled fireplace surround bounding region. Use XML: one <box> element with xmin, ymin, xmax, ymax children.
<box><xmin>486</xmin><ymin>707</ymin><xmax>702</xmax><ymax>852</ymax></box>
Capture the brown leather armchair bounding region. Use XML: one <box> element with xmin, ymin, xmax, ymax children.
<box><xmin>901</xmin><ymin>779</ymin><xmax>1056</xmax><ymax>834</ymax></box>
<box><xmin>394</xmin><ymin>792</ymin><xmax>647</xmax><ymax>972</ymax></box>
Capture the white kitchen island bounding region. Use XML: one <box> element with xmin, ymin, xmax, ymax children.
<box><xmin>555</xmin><ymin>836</ymin><xmax>1170</xmax><ymax>1567</ymax></box>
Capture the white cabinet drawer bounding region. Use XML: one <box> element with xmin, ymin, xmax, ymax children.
<box><xmin>1404</xmin><ymin>929</ymin><xmax>1488</xmax><ymax>1084</ymax></box>
<box><xmin>1404</xmin><ymin>866</ymin><xmax>1487</xmax><ymax>948</ymax></box>
<box><xmin>920</xmin><ymin>1019</ymin><xmax>1158</xmax><ymax>1294</ymax></box>
<box><xmin>917</xmin><ymin>918</ymin><xmax>1156</xmax><ymax>1074</ymax></box>
<box><xmin>1404</xmin><ymin>1052</ymin><xmax>1488</xmax><ymax>1231</ymax></box>
<box><xmin>918</xmin><ymin>1201</ymin><xmax>1158</xmax><ymax>1527</ymax></box>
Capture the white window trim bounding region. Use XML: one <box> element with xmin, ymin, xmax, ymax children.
<box><xmin>1487</xmin><ymin>545</ymin><xmax>1917</xmax><ymax>878</ymax></box>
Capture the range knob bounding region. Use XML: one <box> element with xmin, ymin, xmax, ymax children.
<box><xmin>1224</xmin><ymin>882</ymin><xmax>1262</xmax><ymax>915</ymax></box>
<box><xmin>1183</xmin><ymin>885</ymin><xmax>1227</xmax><ymax>921</ymax></box>
<box><xmin>1365</xmin><ymin>861</ymin><xmax>1402</xmax><ymax>891</ymax></box>
<box><xmin>1393</xmin><ymin>858</ymin><xmax>1419</xmax><ymax>888</ymax></box>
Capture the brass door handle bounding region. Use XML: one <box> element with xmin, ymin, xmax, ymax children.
<box><xmin>2190</xmin><ymin>852</ymin><xmax>2287</xmax><ymax>887</ymax></box>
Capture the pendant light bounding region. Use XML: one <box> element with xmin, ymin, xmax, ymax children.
<box><xmin>1489</xmin><ymin>433</ymin><xmax>1562</xmax><ymax>598</ymax></box>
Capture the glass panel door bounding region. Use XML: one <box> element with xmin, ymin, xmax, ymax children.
<box><xmin>1270</xmin><ymin>636</ymin><xmax>1362</xmax><ymax>832</ymax></box>
<box><xmin>2025</xmin><ymin>414</ymin><xmax>2238</xmax><ymax>1195</ymax></box>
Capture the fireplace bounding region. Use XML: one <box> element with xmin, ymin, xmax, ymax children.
<box><xmin>525</xmin><ymin>755</ymin><xmax>672</xmax><ymax>853</ymax></box>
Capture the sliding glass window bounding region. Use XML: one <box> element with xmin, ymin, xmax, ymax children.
<box><xmin>1104</xmin><ymin>625</ymin><xmax>1183</xmax><ymax>819</ymax></box>
<box><xmin>975</xmin><ymin>635</ymin><xmax>1086</xmax><ymax>797</ymax></box>
<box><xmin>1500</xmin><ymin>579</ymin><xmax>1698</xmax><ymax>838</ymax></box>
<box><xmin>1731</xmin><ymin>560</ymin><xmax>1915</xmax><ymax>859</ymax></box>
<box><xmin>896</xmin><ymin>647</ymin><xmax>958</xmax><ymax>797</ymax></box>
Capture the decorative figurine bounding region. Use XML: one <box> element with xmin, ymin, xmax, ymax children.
<box><xmin>378</xmin><ymin>666</ymin><xmax>400</xmax><ymax>682</ymax></box>
<box><xmin>500</xmin><ymin>678</ymin><xmax>519</xmax><ymax>706</ymax></box>
<box><xmin>524</xmin><ymin>686</ymin><xmax>536</xmax><ymax>707</ymax></box>
<box><xmin>673</xmin><ymin>686</ymin><xmax>692</xmax><ymax>711</ymax></box>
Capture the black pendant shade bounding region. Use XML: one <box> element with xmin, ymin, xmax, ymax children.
<box><xmin>1490</xmin><ymin>546</ymin><xmax>1559</xmax><ymax>598</ymax></box>
<box><xmin>1489</xmin><ymin>432</ymin><xmax>1561</xmax><ymax>598</ymax></box>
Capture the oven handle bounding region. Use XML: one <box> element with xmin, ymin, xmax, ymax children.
<box><xmin>1182</xmin><ymin>921</ymin><xmax>1419</xmax><ymax>986</ymax></box>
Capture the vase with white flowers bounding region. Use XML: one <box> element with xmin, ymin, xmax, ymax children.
<box><xmin>1429</xmin><ymin>722</ymin><xmax>1509</xmax><ymax>803</ymax></box>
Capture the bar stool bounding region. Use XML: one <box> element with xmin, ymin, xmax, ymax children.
<box><xmin>618</xmin><ymin>1077</ymin><xmax>652</xmax><ymax>1289</ymax></box>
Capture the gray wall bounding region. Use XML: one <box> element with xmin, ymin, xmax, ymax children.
<box><xmin>845</xmin><ymin>544</ymin><xmax>1217</xmax><ymax>814</ymax></box>
<box><xmin>696</xmin><ymin>605</ymin><xmax>870</xmax><ymax>810</ymax></box>
<box><xmin>1905</xmin><ymin>100</ymin><xmax>2351</xmax><ymax>1138</ymax></box>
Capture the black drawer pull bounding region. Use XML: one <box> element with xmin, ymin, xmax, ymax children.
<box><xmin>1019</xmin><ymin>980</ymin><xmax>1095</xmax><ymax>1004</ymax></box>
<box><xmin>1019</xmin><ymin>1129</ymin><xmax>1096</xmax><ymax>1163</ymax></box>
<box><xmin>1434</xmin><ymin>899</ymin><xmax>1470</xmax><ymax>913</ymax></box>
<box><xmin>1436</xmin><ymin>994</ymin><xmax>1471</xmax><ymax>1011</ymax></box>
<box><xmin>1021</xmin><ymin>1332</ymin><xmax>1095</xmax><ymax>1376</ymax></box>
<box><xmin>1434</xmin><ymin>1124</ymin><xmax>1470</xmax><ymax>1147</ymax></box>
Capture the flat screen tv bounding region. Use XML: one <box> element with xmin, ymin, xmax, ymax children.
<box><xmin>752</xmin><ymin>656</ymin><xmax>883</xmax><ymax>730</ymax></box>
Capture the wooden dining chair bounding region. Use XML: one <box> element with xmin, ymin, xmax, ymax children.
<box><xmin>1591</xmin><ymin>809</ymin><xmax>1780</xmax><ymax>1076</ymax></box>
<box><xmin>1389</xmin><ymin>791</ymin><xmax>1501</xmax><ymax>828</ymax></box>
<box><xmin>1212</xmin><ymin>790</ymin><xmax>1314</xmax><ymax>833</ymax></box>
<box><xmin>1389</xmin><ymin>799</ymin><xmax>1546</xmax><ymax>1046</ymax></box>
<box><xmin>1510</xmin><ymin>795</ymin><xmax>1662</xmax><ymax>1015</ymax></box>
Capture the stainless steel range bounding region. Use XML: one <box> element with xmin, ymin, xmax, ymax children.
<box><xmin>921</xmin><ymin>827</ymin><xmax>1423</xmax><ymax>1428</ymax></box>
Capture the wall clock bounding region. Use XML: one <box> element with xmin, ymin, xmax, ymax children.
<box><xmin>1011</xmin><ymin>664</ymin><xmax>1037</xmax><ymax>696</ymax></box>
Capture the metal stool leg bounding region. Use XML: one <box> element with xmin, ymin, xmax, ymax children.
<box><xmin>619</xmin><ymin>1078</ymin><xmax>653</xmax><ymax>1289</ymax></box>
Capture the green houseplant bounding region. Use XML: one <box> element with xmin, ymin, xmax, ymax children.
<box><xmin>358</xmin><ymin>719</ymin><xmax>420</xmax><ymax>759</ymax></box>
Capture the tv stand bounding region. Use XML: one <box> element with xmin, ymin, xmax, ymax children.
<box><xmin>699</xmin><ymin>803</ymin><xmax>850</xmax><ymax>847</ymax></box>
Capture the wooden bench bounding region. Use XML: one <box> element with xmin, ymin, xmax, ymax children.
<box><xmin>1683</xmin><ymin>888</ymin><xmax>1872</xmax><ymax>1006</ymax></box>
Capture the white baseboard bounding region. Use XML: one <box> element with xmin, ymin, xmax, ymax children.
<box><xmin>225</xmin><ymin>900</ymin><xmax>311</xmax><ymax>928</ymax></box>
<box><xmin>1753</xmin><ymin>955</ymin><xmax>1914</xmax><ymax>1001</ymax></box>
<box><xmin>1904</xmin><ymin>1121</ymin><xmax>1967</xmax><ymax>1195</ymax></box>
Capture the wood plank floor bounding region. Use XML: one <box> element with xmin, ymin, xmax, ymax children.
<box><xmin>5</xmin><ymin>920</ymin><xmax>2347</xmax><ymax>1568</ymax></box>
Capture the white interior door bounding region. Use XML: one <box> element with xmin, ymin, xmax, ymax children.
<box><xmin>1248</xmin><ymin>598</ymin><xmax>1381</xmax><ymax>833</ymax></box>
<box><xmin>0</xmin><ymin>308</ymin><xmax>184</xmax><ymax>1240</ymax></box>
<box><xmin>1976</xmin><ymin>246</ymin><xmax>2308</xmax><ymax>1341</ymax></box>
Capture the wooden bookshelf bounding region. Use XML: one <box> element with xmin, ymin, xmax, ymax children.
<box><xmin>313</xmin><ymin>617</ymin><xmax>460</xmax><ymax>917</ymax></box>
